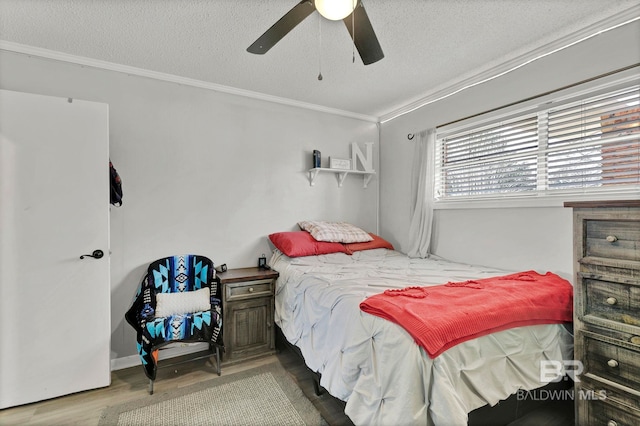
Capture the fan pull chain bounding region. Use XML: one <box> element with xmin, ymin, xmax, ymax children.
<box><xmin>318</xmin><ymin>14</ymin><xmax>323</xmax><ymax>81</ymax></box>
<box><xmin>352</xmin><ymin>0</ymin><xmax>356</xmax><ymax>63</ymax></box>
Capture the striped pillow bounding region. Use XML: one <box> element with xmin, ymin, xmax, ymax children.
<box><xmin>298</xmin><ymin>221</ymin><xmax>374</xmax><ymax>243</ymax></box>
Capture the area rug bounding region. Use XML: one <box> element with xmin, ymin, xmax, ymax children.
<box><xmin>99</xmin><ymin>361</ymin><xmax>327</xmax><ymax>426</ymax></box>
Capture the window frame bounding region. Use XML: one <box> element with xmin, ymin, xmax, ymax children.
<box><xmin>433</xmin><ymin>72</ymin><xmax>640</xmax><ymax>210</ymax></box>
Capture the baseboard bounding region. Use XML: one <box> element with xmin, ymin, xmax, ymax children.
<box><xmin>110</xmin><ymin>342</ymin><xmax>209</xmax><ymax>371</ymax></box>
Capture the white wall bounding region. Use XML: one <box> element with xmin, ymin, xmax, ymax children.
<box><xmin>430</xmin><ymin>207</ymin><xmax>574</xmax><ymax>277</ymax></box>
<box><xmin>0</xmin><ymin>50</ymin><xmax>379</xmax><ymax>361</ymax></box>
<box><xmin>2</xmin><ymin>16</ymin><xmax>637</xmax><ymax>367</ymax></box>
<box><xmin>379</xmin><ymin>21</ymin><xmax>640</xmax><ymax>280</ymax></box>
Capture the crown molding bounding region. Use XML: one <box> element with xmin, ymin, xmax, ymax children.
<box><xmin>379</xmin><ymin>5</ymin><xmax>640</xmax><ymax>124</ymax></box>
<box><xmin>2</xmin><ymin>4</ymin><xmax>638</xmax><ymax>127</ymax></box>
<box><xmin>0</xmin><ymin>40</ymin><xmax>379</xmax><ymax>124</ymax></box>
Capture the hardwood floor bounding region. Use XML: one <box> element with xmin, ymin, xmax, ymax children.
<box><xmin>0</xmin><ymin>353</ymin><xmax>278</xmax><ymax>426</ymax></box>
<box><xmin>0</xmin><ymin>346</ymin><xmax>573</xmax><ymax>426</ymax></box>
<box><xmin>0</xmin><ymin>348</ymin><xmax>349</xmax><ymax>426</ymax></box>
<box><xmin>276</xmin><ymin>346</ymin><xmax>353</xmax><ymax>426</ymax></box>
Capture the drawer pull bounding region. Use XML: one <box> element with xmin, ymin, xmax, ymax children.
<box><xmin>248</xmin><ymin>287</ymin><xmax>254</xmax><ymax>293</ymax></box>
<box><xmin>607</xmin><ymin>421</ymin><xmax>617</xmax><ymax>426</ymax></box>
<box><xmin>605</xmin><ymin>235</ymin><xmax>618</xmax><ymax>243</ymax></box>
<box><xmin>606</xmin><ymin>297</ymin><xmax>618</xmax><ymax>305</ymax></box>
<box><xmin>607</xmin><ymin>359</ymin><xmax>619</xmax><ymax>368</ymax></box>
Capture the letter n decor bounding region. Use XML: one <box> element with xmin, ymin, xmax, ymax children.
<box><xmin>351</xmin><ymin>142</ymin><xmax>374</xmax><ymax>172</ymax></box>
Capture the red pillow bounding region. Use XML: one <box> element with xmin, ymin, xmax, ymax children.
<box><xmin>344</xmin><ymin>233</ymin><xmax>394</xmax><ymax>254</ymax></box>
<box><xmin>269</xmin><ymin>231</ymin><xmax>348</xmax><ymax>257</ymax></box>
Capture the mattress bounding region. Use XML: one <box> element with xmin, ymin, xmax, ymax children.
<box><xmin>269</xmin><ymin>248</ymin><xmax>573</xmax><ymax>426</ymax></box>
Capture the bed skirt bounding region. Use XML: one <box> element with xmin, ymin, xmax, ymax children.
<box><xmin>275</xmin><ymin>325</ymin><xmax>574</xmax><ymax>426</ymax></box>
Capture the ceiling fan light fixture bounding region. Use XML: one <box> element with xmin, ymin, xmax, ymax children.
<box><xmin>315</xmin><ymin>0</ymin><xmax>356</xmax><ymax>21</ymax></box>
<box><xmin>247</xmin><ymin>0</ymin><xmax>383</xmax><ymax>65</ymax></box>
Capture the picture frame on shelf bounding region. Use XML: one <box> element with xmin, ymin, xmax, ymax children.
<box><xmin>329</xmin><ymin>158</ymin><xmax>351</xmax><ymax>170</ymax></box>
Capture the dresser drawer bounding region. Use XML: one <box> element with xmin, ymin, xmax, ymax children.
<box><xmin>224</xmin><ymin>279</ymin><xmax>274</xmax><ymax>302</ymax></box>
<box><xmin>577</xmin><ymin>395</ymin><xmax>640</xmax><ymax>426</ymax></box>
<box><xmin>582</xmin><ymin>276</ymin><xmax>640</xmax><ymax>329</ymax></box>
<box><xmin>583</xmin><ymin>323</ymin><xmax>640</xmax><ymax>347</ymax></box>
<box><xmin>585</xmin><ymin>219</ymin><xmax>640</xmax><ymax>262</ymax></box>
<box><xmin>582</xmin><ymin>334</ymin><xmax>640</xmax><ymax>390</ymax></box>
<box><xmin>579</xmin><ymin>375</ymin><xmax>640</xmax><ymax>412</ymax></box>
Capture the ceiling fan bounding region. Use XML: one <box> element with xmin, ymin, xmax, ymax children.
<box><xmin>247</xmin><ymin>0</ymin><xmax>384</xmax><ymax>65</ymax></box>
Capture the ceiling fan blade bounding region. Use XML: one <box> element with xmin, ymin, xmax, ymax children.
<box><xmin>247</xmin><ymin>0</ymin><xmax>316</xmax><ymax>54</ymax></box>
<box><xmin>343</xmin><ymin>1</ymin><xmax>384</xmax><ymax>65</ymax></box>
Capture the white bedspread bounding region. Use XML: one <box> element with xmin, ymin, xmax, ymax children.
<box><xmin>270</xmin><ymin>248</ymin><xmax>573</xmax><ymax>426</ymax></box>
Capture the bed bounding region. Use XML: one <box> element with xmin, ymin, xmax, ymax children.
<box><xmin>268</xmin><ymin>240</ymin><xmax>574</xmax><ymax>426</ymax></box>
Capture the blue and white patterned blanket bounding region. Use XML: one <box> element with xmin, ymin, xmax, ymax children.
<box><xmin>125</xmin><ymin>254</ymin><xmax>223</xmax><ymax>380</ymax></box>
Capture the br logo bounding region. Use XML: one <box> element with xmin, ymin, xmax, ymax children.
<box><xmin>540</xmin><ymin>360</ymin><xmax>584</xmax><ymax>383</ymax></box>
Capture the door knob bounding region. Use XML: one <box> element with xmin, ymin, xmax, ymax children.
<box><xmin>80</xmin><ymin>249</ymin><xmax>104</xmax><ymax>259</ymax></box>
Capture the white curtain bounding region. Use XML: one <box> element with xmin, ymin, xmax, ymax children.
<box><xmin>407</xmin><ymin>129</ymin><xmax>436</xmax><ymax>258</ymax></box>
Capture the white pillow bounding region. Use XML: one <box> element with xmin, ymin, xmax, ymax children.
<box><xmin>155</xmin><ymin>287</ymin><xmax>211</xmax><ymax>317</ymax></box>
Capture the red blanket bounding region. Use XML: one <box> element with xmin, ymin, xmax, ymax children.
<box><xmin>359</xmin><ymin>271</ymin><xmax>573</xmax><ymax>358</ymax></box>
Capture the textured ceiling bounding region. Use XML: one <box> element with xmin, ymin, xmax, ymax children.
<box><xmin>0</xmin><ymin>0</ymin><xmax>638</xmax><ymax>120</ymax></box>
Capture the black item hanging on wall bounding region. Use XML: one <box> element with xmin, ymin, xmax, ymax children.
<box><xmin>110</xmin><ymin>161</ymin><xmax>123</xmax><ymax>206</ymax></box>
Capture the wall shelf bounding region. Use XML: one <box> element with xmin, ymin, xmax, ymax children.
<box><xmin>308</xmin><ymin>168</ymin><xmax>375</xmax><ymax>188</ymax></box>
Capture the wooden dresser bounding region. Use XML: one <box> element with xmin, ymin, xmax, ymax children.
<box><xmin>565</xmin><ymin>200</ymin><xmax>640</xmax><ymax>425</ymax></box>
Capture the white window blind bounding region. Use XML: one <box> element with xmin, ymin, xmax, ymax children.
<box><xmin>435</xmin><ymin>83</ymin><xmax>640</xmax><ymax>201</ymax></box>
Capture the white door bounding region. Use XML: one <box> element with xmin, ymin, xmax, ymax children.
<box><xmin>0</xmin><ymin>90</ymin><xmax>110</xmax><ymax>409</ymax></box>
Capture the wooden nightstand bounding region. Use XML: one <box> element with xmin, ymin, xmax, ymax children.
<box><xmin>217</xmin><ymin>267</ymin><xmax>279</xmax><ymax>364</ymax></box>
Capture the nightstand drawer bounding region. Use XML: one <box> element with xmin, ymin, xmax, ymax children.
<box><xmin>583</xmin><ymin>334</ymin><xmax>640</xmax><ymax>390</ymax></box>
<box><xmin>225</xmin><ymin>279</ymin><xmax>274</xmax><ymax>302</ymax></box>
<box><xmin>585</xmin><ymin>219</ymin><xmax>640</xmax><ymax>262</ymax></box>
<box><xmin>582</xmin><ymin>276</ymin><xmax>640</xmax><ymax>328</ymax></box>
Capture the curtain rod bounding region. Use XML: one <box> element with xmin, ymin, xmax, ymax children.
<box><xmin>436</xmin><ymin>63</ymin><xmax>639</xmax><ymax>130</ymax></box>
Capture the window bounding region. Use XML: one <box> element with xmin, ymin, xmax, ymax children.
<box><xmin>435</xmin><ymin>82</ymin><xmax>640</xmax><ymax>203</ymax></box>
